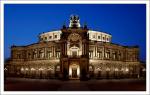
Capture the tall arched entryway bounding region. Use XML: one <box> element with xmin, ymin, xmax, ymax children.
<box><xmin>69</xmin><ymin>63</ymin><xmax>80</xmax><ymax>79</ymax></box>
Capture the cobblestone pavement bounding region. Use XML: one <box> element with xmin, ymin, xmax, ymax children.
<box><xmin>4</xmin><ymin>78</ymin><xmax>146</xmax><ymax>91</ymax></box>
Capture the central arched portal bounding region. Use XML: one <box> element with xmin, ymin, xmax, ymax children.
<box><xmin>69</xmin><ymin>63</ymin><xmax>80</xmax><ymax>79</ymax></box>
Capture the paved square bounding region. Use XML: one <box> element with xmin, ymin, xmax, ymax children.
<box><xmin>4</xmin><ymin>78</ymin><xmax>146</xmax><ymax>91</ymax></box>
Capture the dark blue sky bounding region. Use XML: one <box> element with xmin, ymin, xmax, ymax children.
<box><xmin>4</xmin><ymin>4</ymin><xmax>146</xmax><ymax>61</ymax></box>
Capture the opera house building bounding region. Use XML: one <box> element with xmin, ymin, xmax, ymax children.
<box><xmin>4</xmin><ymin>15</ymin><xmax>146</xmax><ymax>80</ymax></box>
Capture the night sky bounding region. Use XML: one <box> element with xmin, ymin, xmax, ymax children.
<box><xmin>4</xmin><ymin>4</ymin><xmax>146</xmax><ymax>61</ymax></box>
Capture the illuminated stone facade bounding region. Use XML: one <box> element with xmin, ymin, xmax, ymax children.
<box><xmin>5</xmin><ymin>15</ymin><xmax>145</xmax><ymax>80</ymax></box>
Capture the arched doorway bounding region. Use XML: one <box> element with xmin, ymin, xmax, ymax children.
<box><xmin>69</xmin><ymin>63</ymin><xmax>80</xmax><ymax>79</ymax></box>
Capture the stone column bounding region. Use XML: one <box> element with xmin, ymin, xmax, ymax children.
<box><xmin>95</xmin><ymin>45</ymin><xmax>97</xmax><ymax>57</ymax></box>
<box><xmin>64</xmin><ymin>43</ymin><xmax>66</xmax><ymax>55</ymax></box>
<box><xmin>63</xmin><ymin>43</ymin><xmax>65</xmax><ymax>56</ymax></box>
<box><xmin>93</xmin><ymin>46</ymin><xmax>95</xmax><ymax>57</ymax></box>
<box><xmin>103</xmin><ymin>47</ymin><xmax>105</xmax><ymax>59</ymax></box>
<box><xmin>84</xmin><ymin>43</ymin><xmax>86</xmax><ymax>55</ymax></box>
<box><xmin>82</xmin><ymin>44</ymin><xmax>84</xmax><ymax>55</ymax></box>
<box><xmin>65</xmin><ymin>43</ymin><xmax>67</xmax><ymax>55</ymax></box>
<box><xmin>62</xmin><ymin>42</ymin><xmax>65</xmax><ymax>56</ymax></box>
<box><xmin>52</xmin><ymin>46</ymin><xmax>54</xmax><ymax>57</ymax></box>
<box><xmin>37</xmin><ymin>48</ymin><xmax>40</xmax><ymax>59</ymax></box>
<box><xmin>32</xmin><ymin>49</ymin><xmax>34</xmax><ymax>59</ymax></box>
<box><xmin>84</xmin><ymin>44</ymin><xmax>85</xmax><ymax>55</ymax></box>
<box><xmin>82</xmin><ymin>43</ymin><xmax>84</xmax><ymax>55</ymax></box>
<box><xmin>54</xmin><ymin>46</ymin><xmax>56</xmax><ymax>57</ymax></box>
<box><xmin>31</xmin><ymin>49</ymin><xmax>33</xmax><ymax>60</ymax></box>
<box><xmin>44</xmin><ymin>48</ymin><xmax>47</xmax><ymax>59</ymax></box>
<box><xmin>28</xmin><ymin>49</ymin><xmax>30</xmax><ymax>60</ymax></box>
<box><xmin>110</xmin><ymin>49</ymin><xmax>112</xmax><ymax>60</ymax></box>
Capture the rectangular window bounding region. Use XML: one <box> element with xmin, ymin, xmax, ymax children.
<box><xmin>118</xmin><ymin>53</ymin><xmax>121</xmax><ymax>60</ymax></box>
<box><xmin>112</xmin><ymin>52</ymin><xmax>116</xmax><ymax>60</ymax></box>
<box><xmin>54</xmin><ymin>35</ymin><xmax>57</xmax><ymax>38</ymax></box>
<box><xmin>106</xmin><ymin>52</ymin><xmax>110</xmax><ymax>59</ymax></box>
<box><xmin>93</xmin><ymin>35</ymin><xmax>95</xmax><ymax>38</ymax></box>
<box><xmin>98</xmin><ymin>36</ymin><xmax>100</xmax><ymax>39</ymax></box>
<box><xmin>56</xmin><ymin>52</ymin><xmax>60</xmax><ymax>58</ymax></box>
<box><xmin>72</xmin><ymin>51</ymin><xmax>77</xmax><ymax>57</ymax></box>
<box><xmin>107</xmin><ymin>38</ymin><xmax>109</xmax><ymax>41</ymax></box>
<box><xmin>45</xmin><ymin>37</ymin><xmax>47</xmax><ymax>40</ymax></box>
<box><xmin>17</xmin><ymin>54</ymin><xmax>21</xmax><ymax>59</ymax></box>
<box><xmin>47</xmin><ymin>51</ymin><xmax>52</xmax><ymax>59</ymax></box>
<box><xmin>49</xmin><ymin>36</ymin><xmax>52</xmax><ymax>39</ymax></box>
<box><xmin>97</xmin><ymin>51</ymin><xmax>102</xmax><ymax>59</ymax></box>
<box><xmin>103</xmin><ymin>37</ymin><xmax>105</xmax><ymax>40</ymax></box>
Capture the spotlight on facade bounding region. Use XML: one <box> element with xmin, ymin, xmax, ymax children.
<box><xmin>31</xmin><ymin>68</ymin><xmax>35</xmax><ymax>71</ymax></box>
<box><xmin>25</xmin><ymin>68</ymin><xmax>28</xmax><ymax>71</ymax></box>
<box><xmin>89</xmin><ymin>66</ymin><xmax>93</xmax><ymax>71</ymax></box>
<box><xmin>142</xmin><ymin>68</ymin><xmax>146</xmax><ymax>71</ymax></box>
<box><xmin>4</xmin><ymin>68</ymin><xmax>7</xmax><ymax>71</ymax></box>
<box><xmin>21</xmin><ymin>68</ymin><xmax>24</xmax><ymax>71</ymax></box>
<box><xmin>97</xmin><ymin>68</ymin><xmax>102</xmax><ymax>71</ymax></box>
<box><xmin>106</xmin><ymin>68</ymin><xmax>110</xmax><ymax>71</ymax></box>
<box><xmin>48</xmin><ymin>67</ymin><xmax>53</xmax><ymax>71</ymax></box>
<box><xmin>125</xmin><ymin>68</ymin><xmax>129</xmax><ymax>72</ymax></box>
<box><xmin>56</xmin><ymin>66</ymin><xmax>60</xmax><ymax>71</ymax></box>
<box><xmin>121</xmin><ymin>68</ymin><xmax>124</xmax><ymax>71</ymax></box>
<box><xmin>115</xmin><ymin>68</ymin><xmax>118</xmax><ymax>71</ymax></box>
<box><xmin>39</xmin><ymin>68</ymin><xmax>44</xmax><ymax>71</ymax></box>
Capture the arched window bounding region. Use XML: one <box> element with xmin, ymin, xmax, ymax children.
<box><xmin>89</xmin><ymin>66</ymin><xmax>93</xmax><ymax>71</ymax></box>
<box><xmin>39</xmin><ymin>49</ymin><xmax>44</xmax><ymax>58</ymax></box>
<box><xmin>89</xmin><ymin>51</ymin><xmax>93</xmax><ymax>58</ymax></box>
<box><xmin>47</xmin><ymin>51</ymin><xmax>52</xmax><ymax>59</ymax></box>
<box><xmin>97</xmin><ymin>51</ymin><xmax>102</xmax><ymax>59</ymax></box>
<box><xmin>33</xmin><ymin>49</ymin><xmax>37</xmax><ymax>59</ymax></box>
<box><xmin>105</xmin><ymin>51</ymin><xmax>110</xmax><ymax>59</ymax></box>
<box><xmin>56</xmin><ymin>66</ymin><xmax>60</xmax><ymax>71</ymax></box>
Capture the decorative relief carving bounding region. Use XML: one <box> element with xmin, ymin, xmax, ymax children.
<box><xmin>68</xmin><ymin>33</ymin><xmax>81</xmax><ymax>42</ymax></box>
<box><xmin>68</xmin><ymin>33</ymin><xmax>82</xmax><ymax>48</ymax></box>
